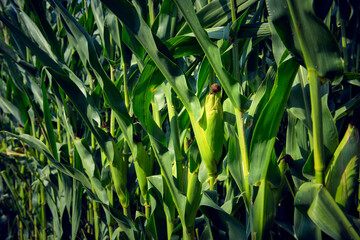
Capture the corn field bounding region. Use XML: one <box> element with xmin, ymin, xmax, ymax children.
<box><xmin>1</xmin><ymin>0</ymin><xmax>360</xmax><ymax>239</ymax></box>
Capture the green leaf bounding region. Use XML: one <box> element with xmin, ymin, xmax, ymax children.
<box><xmin>91</xmin><ymin>0</ymin><xmax>105</xmax><ymax>45</ymax></box>
<box><xmin>25</xmin><ymin>0</ymin><xmax>63</xmax><ymax>60</ymax></box>
<box><xmin>41</xmin><ymin>79</ymin><xmax>58</xmax><ymax>161</ymax></box>
<box><xmin>147</xmin><ymin>175</ymin><xmax>168</xmax><ymax>240</ymax></box>
<box><xmin>309</xmin><ymin>186</ymin><xmax>360</xmax><ymax>239</ymax></box>
<box><xmin>325</xmin><ymin>124</ymin><xmax>360</xmax><ymax>198</ymax></box>
<box><xmin>133</xmin><ymin>62</ymin><xmax>187</xmax><ymax>229</ymax></box>
<box><xmin>2</xmin><ymin>132</ymin><xmax>93</xmax><ymax>189</ymax></box>
<box><xmin>0</xmin><ymin>11</ymin><xmax>118</xmax><ymax>162</ymax></box>
<box><xmin>100</xmin><ymin>0</ymin><xmax>201</xmax><ymax>121</ymax></box>
<box><xmin>47</xmin><ymin>0</ymin><xmax>135</xmax><ymax>155</ymax></box>
<box><xmin>121</xmin><ymin>26</ymin><xmax>146</xmax><ymax>68</ymax></box>
<box><xmin>148</xmin><ymin>135</ymin><xmax>187</xmax><ymax>231</ymax></box>
<box><xmin>200</xmin><ymin>191</ymin><xmax>246</xmax><ymax>239</ymax></box>
<box><xmin>173</xmin><ymin>0</ymin><xmax>248</xmax><ymax>111</ymax></box>
<box><xmin>178</xmin><ymin>23</ymin><xmax>271</xmax><ymax>42</ymax></box>
<box><xmin>229</xmin><ymin>23</ymin><xmax>271</xmax><ymax>40</ymax></box>
<box><xmin>1</xmin><ymin>132</ymin><xmax>136</xmax><ymax>239</ymax></box>
<box><xmin>74</xmin><ymin>138</ymin><xmax>109</xmax><ymax>205</ymax></box>
<box><xmin>17</xmin><ymin>10</ymin><xmax>58</xmax><ymax>60</ymax></box>
<box><xmin>0</xmin><ymin>170</ymin><xmax>27</xmax><ymax>226</ymax></box>
<box><xmin>0</xmin><ymin>38</ymin><xmax>36</xmax><ymax>75</ymax></box>
<box><xmin>285</xmin><ymin>112</ymin><xmax>307</xmax><ymax>188</ymax></box>
<box><xmin>287</xmin><ymin>66</ymin><xmax>312</xmax><ymax>130</ymax></box>
<box><xmin>320</xmin><ymin>84</ymin><xmax>339</xmax><ymax>158</ymax></box>
<box><xmin>295</xmin><ymin>182</ymin><xmax>360</xmax><ymax>240</ymax></box>
<box><xmin>335</xmin><ymin>156</ymin><xmax>359</xmax><ymax>210</ymax></box>
<box><xmin>185</xmin><ymin>145</ymin><xmax>202</xmax><ymax>231</ymax></box>
<box><xmin>224</xmin><ymin>98</ymin><xmax>245</xmax><ymax>193</ymax></box>
<box><xmin>249</xmin><ymin>55</ymin><xmax>299</xmax><ymax>186</ymax></box>
<box><xmin>197</xmin><ymin>56</ymin><xmax>210</xmax><ymax>96</ymax></box>
<box><xmin>133</xmin><ymin>62</ymin><xmax>167</xmax><ymax>146</ymax></box>
<box><xmin>247</xmin><ymin>66</ymin><xmax>276</xmax><ymax>126</ymax></box>
<box><xmin>251</xmin><ymin>180</ymin><xmax>276</xmax><ymax>240</ymax></box>
<box><xmin>154</xmin><ymin>0</ymin><xmax>177</xmax><ymax>41</ymax></box>
<box><xmin>177</xmin><ymin>0</ymin><xmax>258</xmax><ymax>36</ymax></box>
<box><xmin>71</xmin><ymin>182</ymin><xmax>82</xmax><ymax>240</ymax></box>
<box><xmin>45</xmin><ymin>188</ymin><xmax>63</xmax><ymax>239</ymax></box>
<box><xmin>165</xmin><ymin>35</ymin><xmax>203</xmax><ymax>58</ymax></box>
<box><xmin>266</xmin><ymin>0</ymin><xmax>344</xmax><ymax>82</ymax></box>
<box><xmin>0</xmin><ymin>95</ymin><xmax>24</xmax><ymax>126</ymax></box>
<box><xmin>294</xmin><ymin>208</ymin><xmax>322</xmax><ymax>240</ymax></box>
<box><xmin>334</xmin><ymin>94</ymin><xmax>360</xmax><ymax>121</ymax></box>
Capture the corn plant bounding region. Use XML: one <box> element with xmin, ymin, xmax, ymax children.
<box><xmin>0</xmin><ymin>0</ymin><xmax>360</xmax><ymax>239</ymax></box>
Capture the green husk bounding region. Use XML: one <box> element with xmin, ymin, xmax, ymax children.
<box><xmin>133</xmin><ymin>135</ymin><xmax>153</xmax><ymax>202</ymax></box>
<box><xmin>201</xmin><ymin>83</ymin><xmax>224</xmax><ymax>177</ymax></box>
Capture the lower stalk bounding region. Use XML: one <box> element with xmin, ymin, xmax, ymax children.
<box><xmin>40</xmin><ymin>183</ymin><xmax>46</xmax><ymax>240</ymax></box>
<box><xmin>308</xmin><ymin>69</ymin><xmax>325</xmax><ymax>184</ymax></box>
<box><xmin>209</xmin><ymin>175</ymin><xmax>216</xmax><ymax>190</ymax></box>
<box><xmin>93</xmin><ymin>199</ymin><xmax>100</xmax><ymax>240</ymax></box>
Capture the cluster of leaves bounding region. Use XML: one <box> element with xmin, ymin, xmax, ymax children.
<box><xmin>0</xmin><ymin>0</ymin><xmax>360</xmax><ymax>239</ymax></box>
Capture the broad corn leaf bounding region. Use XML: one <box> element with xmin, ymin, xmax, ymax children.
<box><xmin>173</xmin><ymin>0</ymin><xmax>248</xmax><ymax>111</ymax></box>
<box><xmin>295</xmin><ymin>182</ymin><xmax>360</xmax><ymax>240</ymax></box>
<box><xmin>326</xmin><ymin>124</ymin><xmax>360</xmax><ymax>197</ymax></box>
<box><xmin>266</xmin><ymin>0</ymin><xmax>343</xmax><ymax>83</ymax></box>
<box><xmin>249</xmin><ymin>54</ymin><xmax>299</xmax><ymax>186</ymax></box>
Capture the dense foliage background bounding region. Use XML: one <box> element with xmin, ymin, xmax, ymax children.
<box><xmin>0</xmin><ymin>0</ymin><xmax>360</xmax><ymax>239</ymax></box>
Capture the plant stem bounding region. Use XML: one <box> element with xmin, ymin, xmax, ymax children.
<box><xmin>339</xmin><ymin>4</ymin><xmax>349</xmax><ymax>72</ymax></box>
<box><xmin>16</xmin><ymin>215</ymin><xmax>22</xmax><ymax>240</ymax></box>
<box><xmin>182</xmin><ymin>226</ymin><xmax>193</xmax><ymax>240</ymax></box>
<box><xmin>234</xmin><ymin>108</ymin><xmax>250</xmax><ymax>209</ymax></box>
<box><xmin>119</xmin><ymin>41</ymin><xmax>130</xmax><ymax>112</ymax></box>
<box><xmin>145</xmin><ymin>204</ymin><xmax>151</xmax><ymax>219</ymax></box>
<box><xmin>209</xmin><ymin>175</ymin><xmax>216</xmax><ymax>190</ymax></box>
<box><xmin>104</xmin><ymin>139</ymin><xmax>114</xmax><ymax>238</ymax></box>
<box><xmin>162</xmin><ymin>174</ymin><xmax>175</xmax><ymax>240</ymax></box>
<box><xmin>40</xmin><ymin>183</ymin><xmax>46</xmax><ymax>240</ymax></box>
<box><xmin>231</xmin><ymin>0</ymin><xmax>241</xmax><ymax>93</ymax></box>
<box><xmin>123</xmin><ymin>206</ymin><xmax>131</xmax><ymax>218</ymax></box>
<box><xmin>356</xmin><ymin>41</ymin><xmax>360</xmax><ymax>73</ymax></box>
<box><xmin>167</xmin><ymin>217</ymin><xmax>175</xmax><ymax>240</ymax></box>
<box><xmin>149</xmin><ymin>0</ymin><xmax>155</xmax><ymax>26</ymax></box>
<box><xmin>34</xmin><ymin>212</ymin><xmax>38</xmax><ymax>239</ymax></box>
<box><xmin>308</xmin><ymin>70</ymin><xmax>325</xmax><ymax>184</ymax></box>
<box><xmin>89</xmin><ymin>201</ymin><xmax>94</xmax><ymax>234</ymax></box>
<box><xmin>93</xmin><ymin>199</ymin><xmax>100</xmax><ymax>240</ymax></box>
<box><xmin>286</xmin><ymin>0</ymin><xmax>326</xmax><ymax>185</ymax></box>
<box><xmin>66</xmin><ymin>131</ymin><xmax>73</xmax><ymax>166</ymax></box>
<box><xmin>110</xmin><ymin>65</ymin><xmax>116</xmax><ymax>137</ymax></box>
<box><xmin>89</xmin><ymin>74</ymin><xmax>96</xmax><ymax>150</ymax></box>
<box><xmin>57</xmin><ymin>114</ymin><xmax>62</xmax><ymax>143</ymax></box>
<box><xmin>107</xmin><ymin>185</ymin><xmax>114</xmax><ymax>238</ymax></box>
<box><xmin>230</xmin><ymin>0</ymin><xmax>237</xmax><ymax>22</ymax></box>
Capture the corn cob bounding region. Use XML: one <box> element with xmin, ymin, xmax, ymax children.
<box><xmin>133</xmin><ymin>134</ymin><xmax>153</xmax><ymax>202</ymax></box>
<box><xmin>202</xmin><ymin>83</ymin><xmax>224</xmax><ymax>177</ymax></box>
<box><xmin>110</xmin><ymin>141</ymin><xmax>129</xmax><ymax>208</ymax></box>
